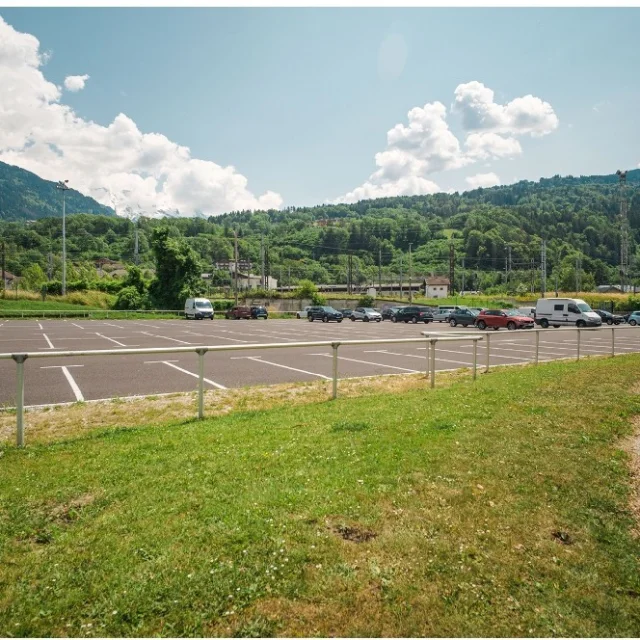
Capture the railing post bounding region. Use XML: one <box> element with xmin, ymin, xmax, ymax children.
<box><xmin>535</xmin><ymin>330</ymin><xmax>540</xmax><ymax>365</ymax></box>
<box><xmin>12</xmin><ymin>354</ymin><xmax>27</xmax><ymax>447</ymax></box>
<box><xmin>576</xmin><ymin>329</ymin><xmax>581</xmax><ymax>361</ymax></box>
<box><xmin>612</xmin><ymin>327</ymin><xmax>615</xmax><ymax>357</ymax></box>
<box><xmin>485</xmin><ymin>332</ymin><xmax>491</xmax><ymax>373</ymax></box>
<box><xmin>425</xmin><ymin>340</ymin><xmax>430</xmax><ymax>376</ymax></box>
<box><xmin>430</xmin><ymin>339</ymin><xmax>436</xmax><ymax>389</ymax></box>
<box><xmin>331</xmin><ymin>342</ymin><xmax>339</xmax><ymax>399</ymax></box>
<box><xmin>472</xmin><ymin>339</ymin><xmax>478</xmax><ymax>380</ymax></box>
<box><xmin>196</xmin><ymin>348</ymin><xmax>207</xmax><ymax>419</ymax></box>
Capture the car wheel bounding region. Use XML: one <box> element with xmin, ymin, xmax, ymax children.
<box><xmin>412</xmin><ymin>316</ymin><xmax>418</xmax><ymax>324</ymax></box>
<box><xmin>376</xmin><ymin>318</ymin><xmax>381</xmax><ymax>322</ymax></box>
<box><xmin>322</xmin><ymin>316</ymin><xmax>328</xmax><ymax>323</ymax></box>
<box><xmin>576</xmin><ymin>320</ymin><xmax>586</xmax><ymax>328</ymax></box>
<box><xmin>507</xmin><ymin>321</ymin><xmax>516</xmax><ymax>331</ymax></box>
<box><xmin>338</xmin><ymin>319</ymin><xmax>342</xmax><ymax>323</ymax></box>
<box><xmin>350</xmin><ymin>316</ymin><xmax>356</xmax><ymax>321</ymax></box>
<box><xmin>392</xmin><ymin>316</ymin><xmax>397</xmax><ymax>323</ymax></box>
<box><xmin>449</xmin><ymin>319</ymin><xmax>457</xmax><ymax>327</ymax></box>
<box><xmin>364</xmin><ymin>317</ymin><xmax>369</xmax><ymax>322</ymax></box>
<box><xmin>540</xmin><ymin>319</ymin><xmax>549</xmax><ymax>328</ymax></box>
<box><xmin>631</xmin><ymin>319</ymin><xmax>637</xmax><ymax>326</ymax></box>
<box><xmin>477</xmin><ymin>320</ymin><xmax>486</xmax><ymax>330</ymax></box>
<box><xmin>607</xmin><ymin>319</ymin><xmax>613</xmax><ymax>325</ymax></box>
<box><xmin>308</xmin><ymin>316</ymin><xmax>313</xmax><ymax>322</ymax></box>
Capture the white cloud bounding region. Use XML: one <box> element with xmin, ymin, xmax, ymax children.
<box><xmin>465</xmin><ymin>172</ymin><xmax>500</xmax><ymax>189</ymax></box>
<box><xmin>63</xmin><ymin>74</ymin><xmax>89</xmax><ymax>92</ymax></box>
<box><xmin>336</xmin><ymin>81</ymin><xmax>558</xmax><ymax>203</ymax></box>
<box><xmin>0</xmin><ymin>16</ymin><xmax>282</xmax><ymax>217</ymax></box>
<box><xmin>453</xmin><ymin>81</ymin><xmax>559</xmax><ymax>137</ymax></box>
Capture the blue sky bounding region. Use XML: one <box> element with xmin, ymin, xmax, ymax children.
<box><xmin>1</xmin><ymin>8</ymin><xmax>639</xmax><ymax>215</ymax></box>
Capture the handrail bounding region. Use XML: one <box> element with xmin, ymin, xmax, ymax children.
<box><xmin>2</xmin><ymin>334</ymin><xmax>484</xmax><ymax>447</ymax></box>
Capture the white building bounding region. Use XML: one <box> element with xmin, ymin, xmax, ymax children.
<box><xmin>424</xmin><ymin>276</ymin><xmax>450</xmax><ymax>298</ymax></box>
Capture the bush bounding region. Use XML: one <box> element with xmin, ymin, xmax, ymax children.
<box><xmin>293</xmin><ymin>280</ymin><xmax>318</xmax><ymax>300</ymax></box>
<box><xmin>311</xmin><ymin>292</ymin><xmax>326</xmax><ymax>305</ymax></box>
<box><xmin>114</xmin><ymin>286</ymin><xmax>142</xmax><ymax>310</ymax></box>
<box><xmin>94</xmin><ymin>279</ymin><xmax>126</xmax><ymax>294</ymax></box>
<box><xmin>358</xmin><ymin>295</ymin><xmax>375</xmax><ymax>307</ymax></box>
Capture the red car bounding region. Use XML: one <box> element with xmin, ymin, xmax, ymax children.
<box><xmin>475</xmin><ymin>309</ymin><xmax>534</xmax><ymax>331</ymax></box>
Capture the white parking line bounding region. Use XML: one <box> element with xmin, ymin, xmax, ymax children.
<box><xmin>368</xmin><ymin>349</ymin><xmax>473</xmax><ymax>368</ymax></box>
<box><xmin>310</xmin><ymin>352</ymin><xmax>420</xmax><ymax>373</ymax></box>
<box><xmin>129</xmin><ymin>321</ymin><xmax>161</xmax><ymax>329</ymax></box>
<box><xmin>41</xmin><ymin>365</ymin><xmax>85</xmax><ymax>401</ymax></box>
<box><xmin>145</xmin><ymin>360</ymin><xmax>226</xmax><ymax>389</ymax></box>
<box><xmin>182</xmin><ymin>331</ymin><xmax>249</xmax><ymax>343</ymax></box>
<box><xmin>241</xmin><ymin>356</ymin><xmax>332</xmax><ymax>379</ymax></box>
<box><xmin>95</xmin><ymin>333</ymin><xmax>138</xmax><ymax>347</ymax></box>
<box><xmin>42</xmin><ymin>333</ymin><xmax>55</xmax><ymax>349</ymax></box>
<box><xmin>102</xmin><ymin>322</ymin><xmax>125</xmax><ymax>329</ymax></box>
<box><xmin>71</xmin><ymin>322</ymin><xmax>84</xmax><ymax>330</ymax></box>
<box><xmin>37</xmin><ymin>322</ymin><xmax>43</xmax><ymax>330</ymax></box>
<box><xmin>139</xmin><ymin>331</ymin><xmax>192</xmax><ymax>345</ymax></box>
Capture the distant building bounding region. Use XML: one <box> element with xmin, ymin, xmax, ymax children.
<box><xmin>424</xmin><ymin>276</ymin><xmax>450</xmax><ymax>298</ymax></box>
<box><xmin>1</xmin><ymin>271</ymin><xmax>18</xmax><ymax>288</ymax></box>
<box><xmin>596</xmin><ymin>284</ymin><xmax>638</xmax><ymax>294</ymax></box>
<box><xmin>207</xmin><ymin>262</ymin><xmax>278</xmax><ymax>290</ymax></box>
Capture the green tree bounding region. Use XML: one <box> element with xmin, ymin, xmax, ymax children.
<box><xmin>148</xmin><ymin>227</ymin><xmax>205</xmax><ymax>309</ymax></box>
<box><xmin>21</xmin><ymin>264</ymin><xmax>47</xmax><ymax>291</ymax></box>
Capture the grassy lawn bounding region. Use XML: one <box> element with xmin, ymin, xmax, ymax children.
<box><xmin>1</xmin><ymin>358</ymin><xmax>640</xmax><ymax>636</ymax></box>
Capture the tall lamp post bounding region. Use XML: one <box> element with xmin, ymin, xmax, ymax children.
<box><xmin>56</xmin><ymin>180</ymin><xmax>70</xmax><ymax>295</ymax></box>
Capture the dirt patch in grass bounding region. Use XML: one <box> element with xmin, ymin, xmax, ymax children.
<box><xmin>328</xmin><ymin>520</ymin><xmax>377</xmax><ymax>543</ymax></box>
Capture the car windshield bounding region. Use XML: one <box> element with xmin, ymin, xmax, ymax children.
<box><xmin>322</xmin><ymin>307</ymin><xmax>336</xmax><ymax>312</ymax></box>
<box><xmin>363</xmin><ymin>308</ymin><xmax>375</xmax><ymax>313</ymax></box>
<box><xmin>505</xmin><ymin>310</ymin><xmax>522</xmax><ymax>316</ymax></box>
<box><xmin>196</xmin><ymin>301</ymin><xmax>212</xmax><ymax>308</ymax></box>
<box><xmin>577</xmin><ymin>303</ymin><xmax>592</xmax><ymax>312</ymax></box>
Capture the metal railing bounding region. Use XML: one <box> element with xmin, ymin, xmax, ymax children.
<box><xmin>1</xmin><ymin>334</ymin><xmax>484</xmax><ymax>447</ymax></box>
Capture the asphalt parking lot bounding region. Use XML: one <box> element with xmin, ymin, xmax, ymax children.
<box><xmin>1</xmin><ymin>317</ymin><xmax>640</xmax><ymax>408</ymax></box>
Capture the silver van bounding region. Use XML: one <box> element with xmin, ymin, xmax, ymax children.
<box><xmin>184</xmin><ymin>297</ymin><xmax>214</xmax><ymax>320</ymax></box>
<box><xmin>433</xmin><ymin>305</ymin><xmax>465</xmax><ymax>322</ymax></box>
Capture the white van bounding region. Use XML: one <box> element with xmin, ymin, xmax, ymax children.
<box><xmin>534</xmin><ymin>298</ymin><xmax>601</xmax><ymax>328</ymax></box>
<box><xmin>184</xmin><ymin>298</ymin><xmax>214</xmax><ymax>320</ymax></box>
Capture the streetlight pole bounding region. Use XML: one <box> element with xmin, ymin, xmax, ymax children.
<box><xmin>56</xmin><ymin>180</ymin><xmax>70</xmax><ymax>296</ymax></box>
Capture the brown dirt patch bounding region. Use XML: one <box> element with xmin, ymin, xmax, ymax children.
<box><xmin>621</xmin><ymin>415</ymin><xmax>640</xmax><ymax>537</ymax></box>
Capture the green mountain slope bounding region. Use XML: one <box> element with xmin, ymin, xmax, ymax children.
<box><xmin>0</xmin><ymin>161</ymin><xmax>113</xmax><ymax>221</ymax></box>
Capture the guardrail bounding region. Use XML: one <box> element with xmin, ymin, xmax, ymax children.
<box><xmin>1</xmin><ymin>334</ymin><xmax>484</xmax><ymax>447</ymax></box>
<box><xmin>423</xmin><ymin>324</ymin><xmax>632</xmax><ymax>372</ymax></box>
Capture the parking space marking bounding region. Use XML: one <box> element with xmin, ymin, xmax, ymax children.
<box><xmin>139</xmin><ymin>331</ymin><xmax>193</xmax><ymax>345</ymax></box>
<box><xmin>145</xmin><ymin>360</ymin><xmax>226</xmax><ymax>389</ymax></box>
<box><xmin>41</xmin><ymin>365</ymin><xmax>85</xmax><ymax>401</ymax></box>
<box><xmin>310</xmin><ymin>352</ymin><xmax>420</xmax><ymax>373</ymax></box>
<box><xmin>450</xmin><ymin>346</ymin><xmax>530</xmax><ymax>361</ymax></box>
<box><xmin>95</xmin><ymin>333</ymin><xmax>139</xmax><ymax>348</ymax></box>
<box><xmin>103</xmin><ymin>322</ymin><xmax>125</xmax><ymax>329</ymax></box>
<box><xmin>37</xmin><ymin>322</ymin><xmax>44</xmax><ymax>330</ymax></box>
<box><xmin>71</xmin><ymin>323</ymin><xmax>84</xmax><ymax>330</ymax></box>
<box><xmin>365</xmin><ymin>349</ymin><xmax>473</xmax><ymax>368</ymax></box>
<box><xmin>42</xmin><ymin>333</ymin><xmax>56</xmax><ymax>349</ymax></box>
<box><xmin>241</xmin><ymin>356</ymin><xmax>332</xmax><ymax>379</ymax></box>
<box><xmin>182</xmin><ymin>331</ymin><xmax>249</xmax><ymax>343</ymax></box>
<box><xmin>129</xmin><ymin>321</ymin><xmax>161</xmax><ymax>329</ymax></box>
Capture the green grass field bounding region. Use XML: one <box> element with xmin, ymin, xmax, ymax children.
<box><xmin>1</xmin><ymin>358</ymin><xmax>640</xmax><ymax>636</ymax></box>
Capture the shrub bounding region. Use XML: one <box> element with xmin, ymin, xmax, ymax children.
<box><xmin>114</xmin><ymin>286</ymin><xmax>142</xmax><ymax>310</ymax></box>
<box><xmin>358</xmin><ymin>295</ymin><xmax>375</xmax><ymax>307</ymax></box>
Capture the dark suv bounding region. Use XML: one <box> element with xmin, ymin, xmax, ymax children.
<box><xmin>382</xmin><ymin>306</ymin><xmax>404</xmax><ymax>321</ymax></box>
<box><xmin>393</xmin><ymin>306</ymin><xmax>433</xmax><ymax>324</ymax></box>
<box><xmin>250</xmin><ymin>306</ymin><xmax>268</xmax><ymax>319</ymax></box>
<box><xmin>307</xmin><ymin>306</ymin><xmax>343</xmax><ymax>323</ymax></box>
<box><xmin>448</xmin><ymin>308</ymin><xmax>479</xmax><ymax>328</ymax></box>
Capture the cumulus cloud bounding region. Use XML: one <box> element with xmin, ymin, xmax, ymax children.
<box><xmin>336</xmin><ymin>81</ymin><xmax>558</xmax><ymax>203</ymax></box>
<box><xmin>63</xmin><ymin>74</ymin><xmax>89</xmax><ymax>92</ymax></box>
<box><xmin>465</xmin><ymin>172</ymin><xmax>500</xmax><ymax>189</ymax></box>
<box><xmin>0</xmin><ymin>16</ymin><xmax>282</xmax><ymax>217</ymax></box>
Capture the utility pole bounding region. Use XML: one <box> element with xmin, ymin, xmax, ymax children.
<box><xmin>134</xmin><ymin>218</ymin><xmax>139</xmax><ymax>265</ymax></box>
<box><xmin>1</xmin><ymin>240</ymin><xmax>5</xmax><ymax>297</ymax></box>
<box><xmin>233</xmin><ymin>228</ymin><xmax>239</xmax><ymax>305</ymax></box>
<box><xmin>378</xmin><ymin>247</ymin><xmax>382</xmax><ymax>293</ymax></box>
<box><xmin>575</xmin><ymin>254</ymin><xmax>582</xmax><ymax>293</ymax></box>
<box><xmin>399</xmin><ymin>254</ymin><xmax>403</xmax><ymax>299</ymax></box>
<box><xmin>461</xmin><ymin>257</ymin><xmax>466</xmax><ymax>293</ymax></box>
<box><xmin>260</xmin><ymin>235</ymin><xmax>265</xmax><ymax>289</ymax></box>
<box><xmin>449</xmin><ymin>244</ymin><xmax>455</xmax><ymax>296</ymax></box>
<box><xmin>617</xmin><ymin>170</ymin><xmax>629</xmax><ymax>292</ymax></box>
<box><xmin>540</xmin><ymin>240</ymin><xmax>547</xmax><ymax>298</ymax></box>
<box><xmin>408</xmin><ymin>243</ymin><xmax>413</xmax><ymax>303</ymax></box>
<box><xmin>530</xmin><ymin>257</ymin><xmax>535</xmax><ymax>294</ymax></box>
<box><xmin>56</xmin><ymin>180</ymin><xmax>70</xmax><ymax>295</ymax></box>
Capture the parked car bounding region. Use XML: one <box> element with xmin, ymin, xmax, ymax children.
<box><xmin>339</xmin><ymin>308</ymin><xmax>354</xmax><ymax>319</ymax></box>
<box><xmin>225</xmin><ymin>305</ymin><xmax>252</xmax><ymax>320</ymax></box>
<box><xmin>184</xmin><ymin>297</ymin><xmax>214</xmax><ymax>320</ymax></box>
<box><xmin>250</xmin><ymin>306</ymin><xmax>268</xmax><ymax>319</ymax></box>
<box><xmin>382</xmin><ymin>306</ymin><xmax>404</xmax><ymax>321</ymax></box>
<box><xmin>393</xmin><ymin>306</ymin><xmax>433</xmax><ymax>324</ymax></box>
<box><xmin>475</xmin><ymin>309</ymin><xmax>534</xmax><ymax>331</ymax></box>
<box><xmin>296</xmin><ymin>306</ymin><xmax>313</xmax><ymax>319</ymax></box>
<box><xmin>307</xmin><ymin>306</ymin><xmax>343</xmax><ymax>322</ymax></box>
<box><xmin>448</xmin><ymin>308</ymin><xmax>479</xmax><ymax>328</ymax></box>
<box><xmin>433</xmin><ymin>305</ymin><xmax>465</xmax><ymax>322</ymax></box>
<box><xmin>351</xmin><ymin>307</ymin><xmax>382</xmax><ymax>322</ymax></box>
<box><xmin>594</xmin><ymin>309</ymin><xmax>623</xmax><ymax>325</ymax></box>
<box><xmin>627</xmin><ymin>311</ymin><xmax>640</xmax><ymax>326</ymax></box>
<box><xmin>535</xmin><ymin>298</ymin><xmax>601</xmax><ymax>328</ymax></box>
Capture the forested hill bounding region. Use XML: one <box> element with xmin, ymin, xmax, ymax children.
<box><xmin>1</xmin><ymin>167</ymin><xmax>640</xmax><ymax>293</ymax></box>
<box><xmin>0</xmin><ymin>161</ymin><xmax>113</xmax><ymax>221</ymax></box>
